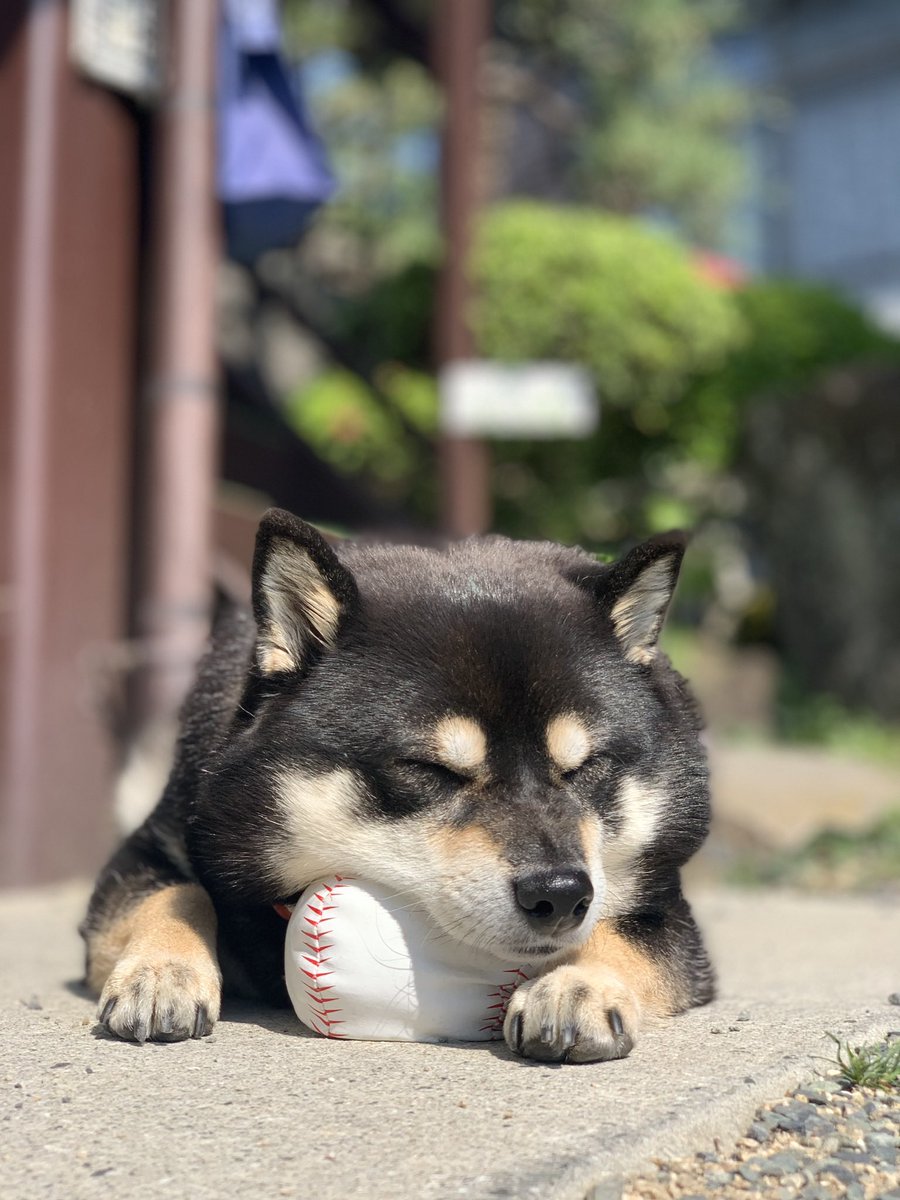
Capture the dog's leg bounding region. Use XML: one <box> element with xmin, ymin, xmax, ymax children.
<box><xmin>87</xmin><ymin>883</ymin><xmax>221</xmax><ymax>1043</ymax></box>
<box><xmin>82</xmin><ymin>825</ymin><xmax>222</xmax><ymax>1043</ymax></box>
<box><xmin>504</xmin><ymin>895</ymin><xmax>713</xmax><ymax>1064</ymax></box>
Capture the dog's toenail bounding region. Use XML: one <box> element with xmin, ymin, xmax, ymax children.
<box><xmin>511</xmin><ymin>1012</ymin><xmax>524</xmax><ymax>1054</ymax></box>
<box><xmin>608</xmin><ymin>1007</ymin><xmax>624</xmax><ymax>1037</ymax></box>
<box><xmin>192</xmin><ymin>1005</ymin><xmax>209</xmax><ymax>1039</ymax></box>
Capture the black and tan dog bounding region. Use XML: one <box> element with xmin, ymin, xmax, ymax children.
<box><xmin>81</xmin><ymin>508</ymin><xmax>714</xmax><ymax>1062</ymax></box>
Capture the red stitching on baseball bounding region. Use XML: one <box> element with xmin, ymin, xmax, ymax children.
<box><xmin>296</xmin><ymin>877</ymin><xmax>354</xmax><ymax>1039</ymax></box>
<box><xmin>481</xmin><ymin>968</ymin><xmax>530</xmax><ymax>1036</ymax></box>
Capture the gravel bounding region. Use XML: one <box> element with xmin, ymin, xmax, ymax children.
<box><xmin>621</xmin><ymin>1057</ymin><xmax>899</xmax><ymax>1200</ymax></box>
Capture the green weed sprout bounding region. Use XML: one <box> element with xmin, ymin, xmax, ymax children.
<box><xmin>823</xmin><ymin>1032</ymin><xmax>900</xmax><ymax>1090</ymax></box>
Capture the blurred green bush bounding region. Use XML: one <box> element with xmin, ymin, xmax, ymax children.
<box><xmin>471</xmin><ymin>202</ymin><xmax>743</xmax><ymax>417</ymax></box>
<box><xmin>286</xmin><ymin>204</ymin><xmax>900</xmax><ymax>557</ymax></box>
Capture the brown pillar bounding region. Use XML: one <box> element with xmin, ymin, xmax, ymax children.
<box><xmin>433</xmin><ymin>0</ymin><xmax>492</xmax><ymax>538</ymax></box>
<box><xmin>0</xmin><ymin>1</ymin><xmax>138</xmax><ymax>884</ymax></box>
<box><xmin>133</xmin><ymin>0</ymin><xmax>221</xmax><ymax>725</ymax></box>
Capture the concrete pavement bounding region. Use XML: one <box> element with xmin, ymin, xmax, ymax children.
<box><xmin>2</xmin><ymin>882</ymin><xmax>898</xmax><ymax>1200</ymax></box>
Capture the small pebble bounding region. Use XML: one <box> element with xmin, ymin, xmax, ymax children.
<box><xmin>833</xmin><ymin>1148</ymin><xmax>869</xmax><ymax>1163</ymax></box>
<box><xmin>762</xmin><ymin>1151</ymin><xmax>808</xmax><ymax>1176</ymax></box>
<box><xmin>800</xmin><ymin>1116</ymin><xmax>833</xmax><ymax>1137</ymax></box>
<box><xmin>815</xmin><ymin>1161</ymin><xmax>858</xmax><ymax>1185</ymax></box>
<box><xmin>704</xmin><ymin>1170</ymin><xmax>731</xmax><ymax>1186</ymax></box>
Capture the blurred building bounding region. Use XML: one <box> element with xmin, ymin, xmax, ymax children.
<box><xmin>727</xmin><ymin>0</ymin><xmax>900</xmax><ymax>329</ymax></box>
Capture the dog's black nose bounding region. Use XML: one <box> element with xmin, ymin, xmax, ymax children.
<box><xmin>514</xmin><ymin>869</ymin><xmax>594</xmax><ymax>931</ymax></box>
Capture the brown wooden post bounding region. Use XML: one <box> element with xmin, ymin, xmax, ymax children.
<box><xmin>133</xmin><ymin>0</ymin><xmax>221</xmax><ymax>726</ymax></box>
<box><xmin>433</xmin><ymin>0</ymin><xmax>492</xmax><ymax>538</ymax></box>
<box><xmin>0</xmin><ymin>1</ymin><xmax>139</xmax><ymax>884</ymax></box>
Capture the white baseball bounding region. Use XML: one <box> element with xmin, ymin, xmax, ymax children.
<box><xmin>284</xmin><ymin>876</ymin><xmax>532</xmax><ymax>1043</ymax></box>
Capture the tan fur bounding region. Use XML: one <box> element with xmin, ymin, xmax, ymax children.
<box><xmin>546</xmin><ymin>714</ymin><xmax>591</xmax><ymax>772</ymax></box>
<box><xmin>610</xmin><ymin>557</ymin><xmax>674</xmax><ymax>664</ymax></box>
<box><xmin>90</xmin><ymin>884</ymin><xmax>222</xmax><ymax>1041</ymax></box>
<box><xmin>429</xmin><ymin>822</ymin><xmax>503</xmax><ymax>863</ymax></box>
<box><xmin>504</xmin><ymin>919</ymin><xmax>679</xmax><ymax>1062</ymax></box>
<box><xmin>578</xmin><ymin>812</ymin><xmax>603</xmax><ymax>880</ymax></box>
<box><xmin>258</xmin><ymin>539</ymin><xmax>342</xmax><ymax>673</ymax></box>
<box><xmin>430</xmin><ymin>715</ymin><xmax>487</xmax><ymax>772</ymax></box>
<box><xmin>273</xmin><ymin>767</ymin><xmax>431</xmax><ymax>894</ymax></box>
<box><xmin>569</xmin><ymin>918</ymin><xmax>680</xmax><ymax>1014</ymax></box>
<box><xmin>259</xmin><ymin>644</ymin><xmax>296</xmax><ymax>674</ymax></box>
<box><xmin>85</xmin><ymin>908</ymin><xmax>137</xmax><ymax>995</ymax></box>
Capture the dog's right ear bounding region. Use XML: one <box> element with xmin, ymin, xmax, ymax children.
<box><xmin>251</xmin><ymin>509</ymin><xmax>358</xmax><ymax>676</ymax></box>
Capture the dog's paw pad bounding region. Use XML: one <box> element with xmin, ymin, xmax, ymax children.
<box><xmin>97</xmin><ymin>953</ymin><xmax>221</xmax><ymax>1044</ymax></box>
<box><xmin>503</xmin><ymin>965</ymin><xmax>639</xmax><ymax>1063</ymax></box>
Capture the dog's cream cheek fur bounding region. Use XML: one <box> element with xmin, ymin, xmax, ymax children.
<box><xmin>273</xmin><ymin>768</ymin><xmax>437</xmax><ymax>897</ymax></box>
<box><xmin>274</xmin><ymin>770</ymin><xmax>516</xmax><ymax>953</ymax></box>
<box><xmin>599</xmin><ymin>775</ymin><xmax>666</xmax><ymax>916</ymax></box>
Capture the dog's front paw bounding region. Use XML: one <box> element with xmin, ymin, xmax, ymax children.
<box><xmin>503</xmin><ymin>964</ymin><xmax>640</xmax><ymax>1063</ymax></box>
<box><xmin>97</xmin><ymin>951</ymin><xmax>222</xmax><ymax>1044</ymax></box>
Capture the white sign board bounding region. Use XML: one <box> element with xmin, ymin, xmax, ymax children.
<box><xmin>71</xmin><ymin>0</ymin><xmax>163</xmax><ymax>101</ymax></box>
<box><xmin>439</xmin><ymin>361</ymin><xmax>598</xmax><ymax>440</ymax></box>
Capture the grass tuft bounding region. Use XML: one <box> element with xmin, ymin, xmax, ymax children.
<box><xmin>824</xmin><ymin>1033</ymin><xmax>900</xmax><ymax>1090</ymax></box>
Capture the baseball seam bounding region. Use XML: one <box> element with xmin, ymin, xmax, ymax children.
<box><xmin>298</xmin><ymin>875</ymin><xmax>351</xmax><ymax>1039</ymax></box>
<box><xmin>481</xmin><ymin>968</ymin><xmax>530</xmax><ymax>1037</ymax></box>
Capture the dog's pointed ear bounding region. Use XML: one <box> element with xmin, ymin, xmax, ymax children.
<box><xmin>251</xmin><ymin>509</ymin><xmax>358</xmax><ymax>676</ymax></box>
<box><xmin>572</xmin><ymin>532</ymin><xmax>687</xmax><ymax>664</ymax></box>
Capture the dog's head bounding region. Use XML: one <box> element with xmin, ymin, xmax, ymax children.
<box><xmin>214</xmin><ymin>508</ymin><xmax>709</xmax><ymax>965</ymax></box>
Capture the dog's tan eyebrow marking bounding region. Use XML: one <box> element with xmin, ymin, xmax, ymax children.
<box><xmin>430</xmin><ymin>716</ymin><xmax>487</xmax><ymax>772</ymax></box>
<box><xmin>546</xmin><ymin>714</ymin><xmax>591</xmax><ymax>772</ymax></box>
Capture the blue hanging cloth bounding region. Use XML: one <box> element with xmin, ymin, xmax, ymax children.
<box><xmin>217</xmin><ymin>0</ymin><xmax>337</xmax><ymax>264</ymax></box>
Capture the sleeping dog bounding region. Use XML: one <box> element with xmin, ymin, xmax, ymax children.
<box><xmin>81</xmin><ymin>508</ymin><xmax>714</xmax><ymax>1062</ymax></box>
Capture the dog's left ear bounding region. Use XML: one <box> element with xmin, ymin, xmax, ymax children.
<box><xmin>251</xmin><ymin>508</ymin><xmax>358</xmax><ymax>676</ymax></box>
<box><xmin>571</xmin><ymin>531</ymin><xmax>687</xmax><ymax>664</ymax></box>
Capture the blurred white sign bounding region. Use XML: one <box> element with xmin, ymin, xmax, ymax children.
<box><xmin>71</xmin><ymin>0</ymin><xmax>163</xmax><ymax>100</ymax></box>
<box><xmin>440</xmin><ymin>361</ymin><xmax>598</xmax><ymax>439</ymax></box>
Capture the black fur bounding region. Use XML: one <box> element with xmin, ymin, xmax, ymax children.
<box><xmin>83</xmin><ymin>510</ymin><xmax>714</xmax><ymax>1038</ymax></box>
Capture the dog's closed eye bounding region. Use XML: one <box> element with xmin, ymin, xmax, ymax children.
<box><xmin>399</xmin><ymin>759</ymin><xmax>470</xmax><ymax>787</ymax></box>
<box><xmin>560</xmin><ymin>752</ymin><xmax>611</xmax><ymax>781</ymax></box>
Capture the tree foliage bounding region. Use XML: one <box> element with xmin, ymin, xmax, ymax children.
<box><xmin>471</xmin><ymin>202</ymin><xmax>743</xmax><ymax>418</ymax></box>
<box><xmin>494</xmin><ymin>0</ymin><xmax>746</xmax><ymax>240</ymax></box>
